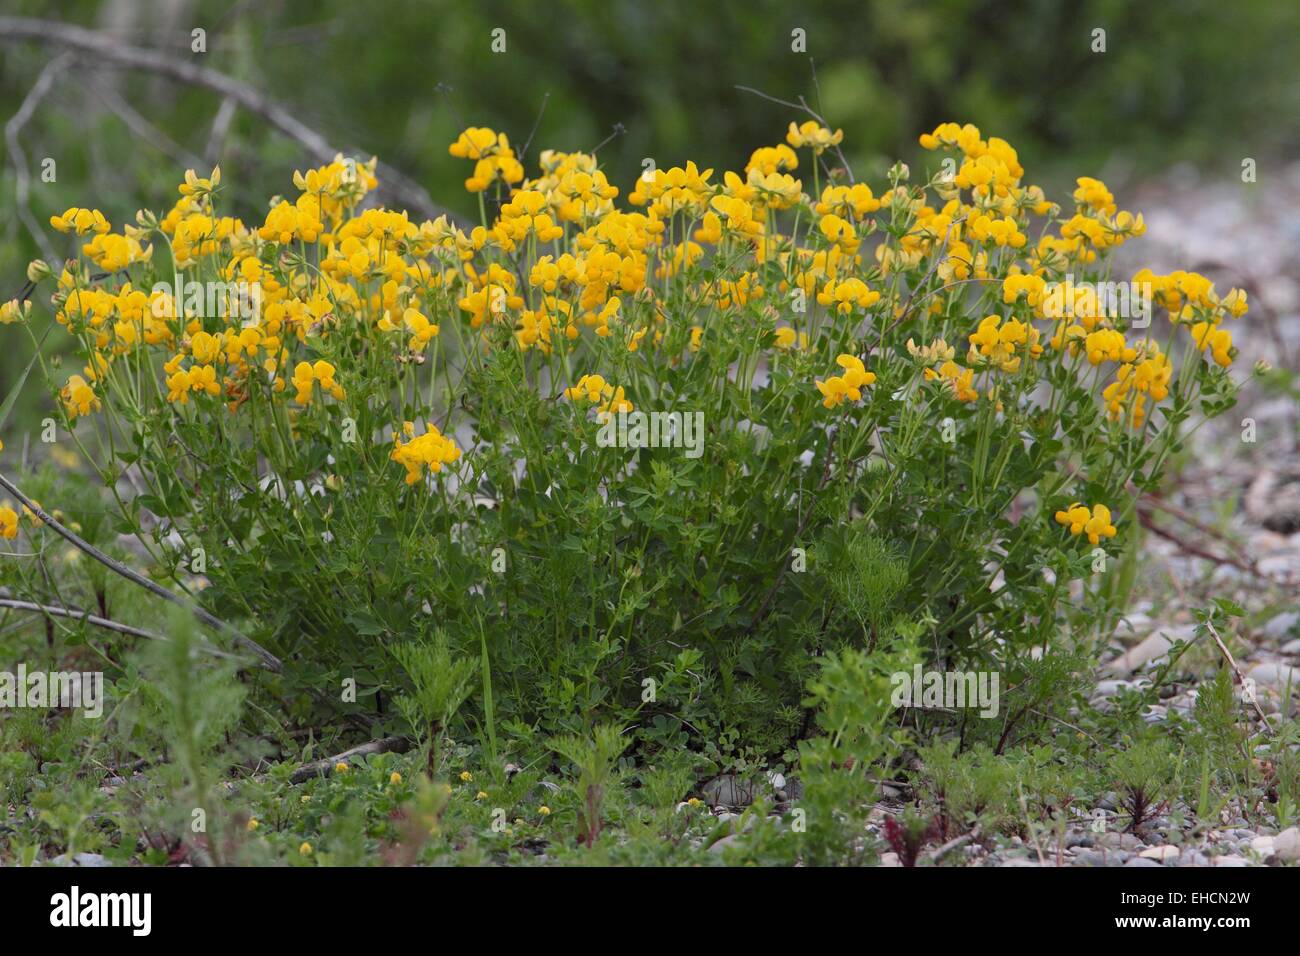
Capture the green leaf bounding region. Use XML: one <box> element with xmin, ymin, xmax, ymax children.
<box><xmin>0</xmin><ymin>320</ymin><xmax>54</xmax><ymax>434</ymax></box>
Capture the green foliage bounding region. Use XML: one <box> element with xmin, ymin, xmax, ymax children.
<box><xmin>391</xmin><ymin>631</ymin><xmax>478</xmax><ymax>774</ymax></box>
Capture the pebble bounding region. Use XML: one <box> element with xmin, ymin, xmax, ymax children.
<box><xmin>1264</xmin><ymin>611</ymin><xmax>1300</xmax><ymax>640</ymax></box>
<box><xmin>1138</xmin><ymin>845</ymin><xmax>1180</xmax><ymax>863</ymax></box>
<box><xmin>50</xmin><ymin>852</ymin><xmax>110</xmax><ymax>867</ymax></box>
<box><xmin>708</xmin><ymin>834</ymin><xmax>740</xmax><ymax>854</ymax></box>
<box><xmin>1124</xmin><ymin>856</ymin><xmax>1163</xmax><ymax>867</ymax></box>
<box><xmin>1274</xmin><ymin>827</ymin><xmax>1300</xmax><ymax>861</ymax></box>
<box><xmin>1094</xmin><ymin>679</ymin><xmax>1135</xmax><ymax>698</ymax></box>
<box><xmin>1247</xmin><ymin>662</ymin><xmax>1300</xmax><ymax>691</ymax></box>
<box><xmin>1095</xmin><ymin>831</ymin><xmax>1142</xmax><ymax>850</ymax></box>
<box><xmin>1103</xmin><ymin>631</ymin><xmax>1178</xmax><ymax>676</ymax></box>
<box><xmin>1073</xmin><ymin>850</ymin><xmax>1120</xmax><ymax>866</ymax></box>
<box><xmin>1249</xmin><ymin>835</ymin><xmax>1275</xmax><ymax>855</ymax></box>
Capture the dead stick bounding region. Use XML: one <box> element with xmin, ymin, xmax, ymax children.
<box><xmin>0</xmin><ymin>597</ymin><xmax>245</xmax><ymax>663</ymax></box>
<box><xmin>0</xmin><ymin>471</ymin><xmax>281</xmax><ymax>671</ymax></box>
<box><xmin>926</xmin><ymin>825</ymin><xmax>980</xmax><ymax>864</ymax></box>
<box><xmin>1205</xmin><ymin>620</ymin><xmax>1273</xmax><ymax>735</ymax></box>
<box><xmin>288</xmin><ymin>735</ymin><xmax>411</xmax><ymax>784</ymax></box>
<box><xmin>1137</xmin><ymin>508</ymin><xmax>1261</xmax><ymax>578</ymax></box>
<box><xmin>0</xmin><ymin>16</ymin><xmax>465</xmax><ymax>226</ymax></box>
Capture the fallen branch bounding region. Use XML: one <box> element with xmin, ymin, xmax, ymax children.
<box><xmin>1205</xmin><ymin>619</ymin><xmax>1274</xmax><ymax>735</ymax></box>
<box><xmin>0</xmin><ymin>471</ymin><xmax>282</xmax><ymax>671</ymax></box>
<box><xmin>0</xmin><ymin>16</ymin><xmax>466</xmax><ymax>226</ymax></box>
<box><xmin>0</xmin><ymin>597</ymin><xmax>244</xmax><ymax>663</ymax></box>
<box><xmin>288</xmin><ymin>735</ymin><xmax>410</xmax><ymax>784</ymax></box>
<box><xmin>4</xmin><ymin>51</ymin><xmax>69</xmax><ymax>264</ymax></box>
<box><xmin>1137</xmin><ymin>508</ymin><xmax>1262</xmax><ymax>578</ymax></box>
<box><xmin>925</xmin><ymin>825</ymin><xmax>980</xmax><ymax>865</ymax></box>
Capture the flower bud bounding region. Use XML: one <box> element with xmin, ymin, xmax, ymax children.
<box><xmin>0</xmin><ymin>299</ymin><xmax>31</xmax><ymax>324</ymax></box>
<box><xmin>26</xmin><ymin>259</ymin><xmax>51</xmax><ymax>284</ymax></box>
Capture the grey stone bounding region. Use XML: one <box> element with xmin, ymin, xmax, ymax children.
<box><xmin>1264</xmin><ymin>611</ymin><xmax>1300</xmax><ymax>640</ymax></box>
<box><xmin>1274</xmin><ymin>826</ymin><xmax>1300</xmax><ymax>861</ymax></box>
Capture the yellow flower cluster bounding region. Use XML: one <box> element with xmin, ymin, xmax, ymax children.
<box><xmin>390</xmin><ymin>421</ymin><xmax>462</xmax><ymax>485</ymax></box>
<box><xmin>1102</xmin><ymin>340</ymin><xmax>1172</xmax><ymax>427</ymax></box>
<box><xmin>786</xmin><ymin>121</ymin><xmax>844</xmax><ymax>153</ymax></box>
<box><xmin>0</xmin><ymin>505</ymin><xmax>18</xmax><ymax>540</ymax></box>
<box><xmin>1054</xmin><ymin>503</ymin><xmax>1118</xmax><ymax>546</ymax></box>
<box><xmin>50</xmin><ymin>207</ymin><xmax>110</xmax><ymax>235</ymax></box>
<box><xmin>815</xmin><ymin>355</ymin><xmax>875</xmax><ymax>409</ymax></box>
<box><xmin>14</xmin><ymin>115</ymin><xmax>1246</xmax><ymax>531</ymax></box>
<box><xmin>968</xmin><ymin>314</ymin><xmax>1042</xmax><ymax>373</ymax></box>
<box><xmin>291</xmin><ymin>360</ymin><xmax>345</xmax><ymax>405</ymax></box>
<box><xmin>565</xmin><ymin>373</ymin><xmax>634</xmax><ymax>416</ymax></box>
<box><xmin>449</xmin><ymin>127</ymin><xmax>524</xmax><ymax>193</ymax></box>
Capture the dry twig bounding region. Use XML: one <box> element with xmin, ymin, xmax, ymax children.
<box><xmin>0</xmin><ymin>16</ymin><xmax>465</xmax><ymax>225</ymax></box>
<box><xmin>0</xmin><ymin>471</ymin><xmax>282</xmax><ymax>671</ymax></box>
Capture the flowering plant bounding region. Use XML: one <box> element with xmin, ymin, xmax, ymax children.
<box><xmin>4</xmin><ymin>120</ymin><xmax>1248</xmax><ymax>748</ymax></box>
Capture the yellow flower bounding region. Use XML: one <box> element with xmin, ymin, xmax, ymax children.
<box><xmin>565</xmin><ymin>374</ymin><xmax>634</xmax><ymax>415</ymax></box>
<box><xmin>60</xmin><ymin>375</ymin><xmax>101</xmax><ymax>419</ymax></box>
<box><xmin>1055</xmin><ymin>503</ymin><xmax>1117</xmax><ymax>545</ymax></box>
<box><xmin>299</xmin><ymin>842</ymin><xmax>313</xmax><ymax>856</ymax></box>
<box><xmin>1</xmin><ymin>299</ymin><xmax>32</xmax><ymax>324</ymax></box>
<box><xmin>816</xmin><ymin>277</ymin><xmax>880</xmax><ymax>314</ymax></box>
<box><xmin>1191</xmin><ymin>322</ymin><xmax>1233</xmax><ymax>367</ymax></box>
<box><xmin>815</xmin><ymin>354</ymin><xmax>876</xmax><ymax>408</ymax></box>
<box><xmin>50</xmin><ymin>207</ymin><xmax>110</xmax><ymax>235</ymax></box>
<box><xmin>258</xmin><ymin>197</ymin><xmax>324</xmax><ymax>245</ymax></box>
<box><xmin>246</xmin><ymin>818</ymin><xmax>260</xmax><ymax>831</ymax></box>
<box><xmin>786</xmin><ymin>120</ymin><xmax>844</xmax><ymax>154</ymax></box>
<box><xmin>390</xmin><ymin>772</ymin><xmax>403</xmax><ymax>785</ymax></box>
<box><xmin>459</xmin><ymin>771</ymin><xmax>473</xmax><ymax>782</ymax></box>
<box><xmin>83</xmin><ymin>232</ymin><xmax>152</xmax><ymax>271</ymax></box>
<box><xmin>334</xmin><ymin>761</ymin><xmax>349</xmax><ymax>774</ymax></box>
<box><xmin>1083</xmin><ymin>328</ymin><xmax>1127</xmax><ymax>366</ymax></box>
<box><xmin>475</xmin><ymin>790</ymin><xmax>488</xmax><ymax>800</ymax></box>
<box><xmin>1222</xmin><ymin>288</ymin><xmax>1248</xmax><ymax>319</ymax></box>
<box><xmin>816</xmin><ymin>184</ymin><xmax>880</xmax><ymax>220</ymax></box>
<box><xmin>918</xmin><ymin>122</ymin><xmax>983</xmax><ymax>155</ymax></box>
<box><xmin>774</xmin><ymin>327</ymin><xmax>807</xmax><ymax>350</ymax></box>
<box><xmin>967</xmin><ymin>315</ymin><xmax>1040</xmax><ymax>372</ymax></box>
<box><xmin>968</xmin><ymin>214</ymin><xmax>1026</xmax><ymax>249</ymax></box>
<box><xmin>179</xmin><ymin>166</ymin><xmax>221</xmax><ymax>197</ymax></box>
<box><xmin>745</xmin><ymin>144</ymin><xmax>798</xmax><ymax>176</ymax></box>
<box><xmin>0</xmin><ymin>506</ymin><xmax>19</xmax><ymax>540</ymax></box>
<box><xmin>1072</xmin><ymin>177</ymin><xmax>1117</xmax><ymax>216</ymax></box>
<box><xmin>539</xmin><ymin>805</ymin><xmax>552</xmax><ymax>816</ymax></box>
<box><xmin>292</xmin><ymin>360</ymin><xmax>345</xmax><ymax>404</ymax></box>
<box><xmin>403</xmin><ymin>307</ymin><xmax>440</xmax><ymax>351</ymax></box>
<box><xmin>391</xmin><ymin>422</ymin><xmax>462</xmax><ymax>486</ymax></box>
<box><xmin>934</xmin><ymin>360</ymin><xmax>979</xmax><ymax>403</ymax></box>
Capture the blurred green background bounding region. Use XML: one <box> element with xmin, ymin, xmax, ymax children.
<box><xmin>2</xmin><ymin>0</ymin><xmax>1298</xmax><ymax>426</ymax></box>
